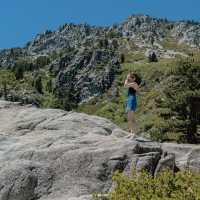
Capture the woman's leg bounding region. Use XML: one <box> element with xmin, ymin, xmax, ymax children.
<box><xmin>127</xmin><ymin>111</ymin><xmax>136</xmax><ymax>134</ymax></box>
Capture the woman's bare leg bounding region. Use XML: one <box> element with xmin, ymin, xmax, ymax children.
<box><xmin>127</xmin><ymin>111</ymin><xmax>136</xmax><ymax>134</ymax></box>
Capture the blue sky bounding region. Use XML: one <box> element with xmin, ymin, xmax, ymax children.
<box><xmin>0</xmin><ymin>0</ymin><xmax>200</xmax><ymax>49</ymax></box>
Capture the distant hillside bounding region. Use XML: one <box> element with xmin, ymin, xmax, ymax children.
<box><xmin>0</xmin><ymin>14</ymin><xmax>200</xmax><ymax>143</ymax></box>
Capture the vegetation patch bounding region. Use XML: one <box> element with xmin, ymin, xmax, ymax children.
<box><xmin>94</xmin><ymin>169</ymin><xmax>200</xmax><ymax>200</ymax></box>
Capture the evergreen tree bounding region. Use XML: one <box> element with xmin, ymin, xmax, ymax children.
<box><xmin>0</xmin><ymin>70</ymin><xmax>16</xmax><ymax>100</ymax></box>
<box><xmin>13</xmin><ymin>60</ymin><xmax>30</xmax><ymax>80</ymax></box>
<box><xmin>35</xmin><ymin>56</ymin><xmax>50</xmax><ymax>68</ymax></box>
<box><xmin>148</xmin><ymin>52</ymin><xmax>158</xmax><ymax>62</ymax></box>
<box><xmin>157</xmin><ymin>59</ymin><xmax>200</xmax><ymax>143</ymax></box>
<box><xmin>120</xmin><ymin>54</ymin><xmax>125</xmax><ymax>63</ymax></box>
<box><xmin>14</xmin><ymin>65</ymin><xmax>24</xmax><ymax>80</ymax></box>
<box><xmin>46</xmin><ymin>79</ymin><xmax>53</xmax><ymax>93</ymax></box>
<box><xmin>33</xmin><ymin>75</ymin><xmax>43</xmax><ymax>94</ymax></box>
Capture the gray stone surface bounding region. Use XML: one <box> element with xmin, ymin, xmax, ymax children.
<box><xmin>54</xmin><ymin>48</ymin><xmax>120</xmax><ymax>103</ymax></box>
<box><xmin>162</xmin><ymin>143</ymin><xmax>200</xmax><ymax>172</ymax></box>
<box><xmin>0</xmin><ymin>101</ymin><xmax>200</xmax><ymax>200</ymax></box>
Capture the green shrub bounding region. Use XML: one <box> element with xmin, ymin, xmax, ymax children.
<box><xmin>95</xmin><ymin>169</ymin><xmax>200</xmax><ymax>200</ymax></box>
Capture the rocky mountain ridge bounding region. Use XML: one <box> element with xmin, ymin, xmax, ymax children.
<box><xmin>21</xmin><ymin>15</ymin><xmax>200</xmax><ymax>54</ymax></box>
<box><xmin>118</xmin><ymin>14</ymin><xmax>200</xmax><ymax>47</ymax></box>
<box><xmin>1</xmin><ymin>14</ymin><xmax>200</xmax><ymax>66</ymax></box>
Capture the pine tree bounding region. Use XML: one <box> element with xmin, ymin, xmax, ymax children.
<box><xmin>34</xmin><ymin>75</ymin><xmax>43</xmax><ymax>94</ymax></box>
<box><xmin>0</xmin><ymin>70</ymin><xmax>16</xmax><ymax>100</ymax></box>
<box><xmin>157</xmin><ymin>59</ymin><xmax>200</xmax><ymax>143</ymax></box>
<box><xmin>148</xmin><ymin>52</ymin><xmax>158</xmax><ymax>62</ymax></box>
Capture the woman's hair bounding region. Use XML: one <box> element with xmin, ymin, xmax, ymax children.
<box><xmin>129</xmin><ymin>72</ymin><xmax>142</xmax><ymax>85</ymax></box>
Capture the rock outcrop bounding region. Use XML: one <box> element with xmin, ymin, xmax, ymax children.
<box><xmin>54</xmin><ymin>48</ymin><xmax>120</xmax><ymax>103</ymax></box>
<box><xmin>0</xmin><ymin>101</ymin><xmax>200</xmax><ymax>200</ymax></box>
<box><xmin>23</xmin><ymin>15</ymin><xmax>200</xmax><ymax>55</ymax></box>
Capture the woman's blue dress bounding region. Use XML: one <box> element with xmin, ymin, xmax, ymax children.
<box><xmin>125</xmin><ymin>87</ymin><xmax>137</xmax><ymax>113</ymax></box>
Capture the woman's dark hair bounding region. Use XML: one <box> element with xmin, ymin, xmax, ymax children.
<box><xmin>129</xmin><ymin>72</ymin><xmax>142</xmax><ymax>85</ymax></box>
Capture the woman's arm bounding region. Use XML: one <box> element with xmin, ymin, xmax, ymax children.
<box><xmin>124</xmin><ymin>74</ymin><xmax>131</xmax><ymax>88</ymax></box>
<box><xmin>124</xmin><ymin>78</ymin><xmax>129</xmax><ymax>88</ymax></box>
<box><xmin>125</xmin><ymin>82</ymin><xmax>140</xmax><ymax>91</ymax></box>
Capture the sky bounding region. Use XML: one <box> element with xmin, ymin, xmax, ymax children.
<box><xmin>0</xmin><ymin>0</ymin><xmax>200</xmax><ymax>49</ymax></box>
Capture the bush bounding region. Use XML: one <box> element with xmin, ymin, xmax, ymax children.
<box><xmin>95</xmin><ymin>169</ymin><xmax>200</xmax><ymax>200</ymax></box>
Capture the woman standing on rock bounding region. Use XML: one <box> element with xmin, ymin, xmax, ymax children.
<box><xmin>124</xmin><ymin>72</ymin><xmax>140</xmax><ymax>136</ymax></box>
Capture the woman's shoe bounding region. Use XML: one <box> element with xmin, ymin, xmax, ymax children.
<box><xmin>126</xmin><ymin>131</ymin><xmax>137</xmax><ymax>139</ymax></box>
<box><xmin>127</xmin><ymin>134</ymin><xmax>137</xmax><ymax>139</ymax></box>
<box><xmin>130</xmin><ymin>130</ymin><xmax>136</xmax><ymax>135</ymax></box>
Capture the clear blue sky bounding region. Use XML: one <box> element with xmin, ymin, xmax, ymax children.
<box><xmin>0</xmin><ymin>0</ymin><xmax>200</xmax><ymax>49</ymax></box>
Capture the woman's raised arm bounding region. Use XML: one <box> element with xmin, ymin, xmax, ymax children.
<box><xmin>126</xmin><ymin>82</ymin><xmax>139</xmax><ymax>91</ymax></box>
<box><xmin>124</xmin><ymin>74</ymin><xmax>130</xmax><ymax>88</ymax></box>
<box><xmin>124</xmin><ymin>79</ymin><xmax>129</xmax><ymax>88</ymax></box>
